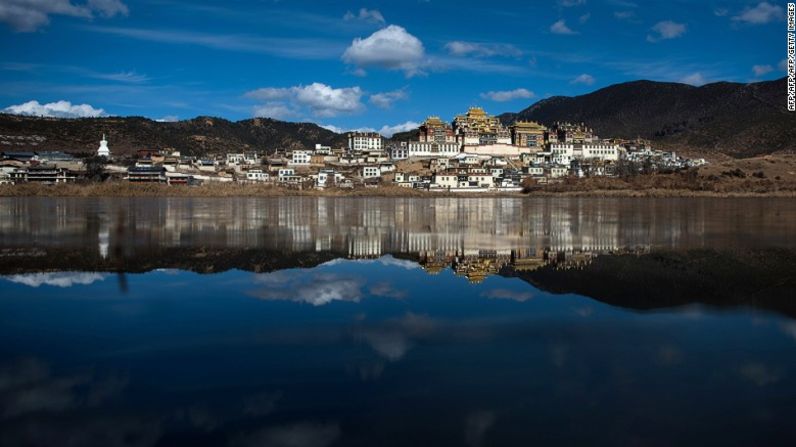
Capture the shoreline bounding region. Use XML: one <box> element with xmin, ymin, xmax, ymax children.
<box><xmin>1</xmin><ymin>182</ymin><xmax>795</xmax><ymax>198</ymax></box>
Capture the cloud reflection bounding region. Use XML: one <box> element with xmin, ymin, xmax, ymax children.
<box><xmin>2</xmin><ymin>272</ymin><xmax>107</xmax><ymax>288</ymax></box>
<box><xmin>250</xmin><ymin>266</ymin><xmax>407</xmax><ymax>306</ymax></box>
<box><xmin>0</xmin><ymin>358</ymin><xmax>127</xmax><ymax>418</ymax></box>
<box><xmin>480</xmin><ymin>288</ymin><xmax>533</xmax><ymax>302</ymax></box>
<box><xmin>355</xmin><ymin>313</ymin><xmax>434</xmax><ymax>361</ymax></box>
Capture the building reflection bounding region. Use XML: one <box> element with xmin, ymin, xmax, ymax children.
<box><xmin>1</xmin><ymin>196</ymin><xmax>794</xmax><ymax>280</ymax></box>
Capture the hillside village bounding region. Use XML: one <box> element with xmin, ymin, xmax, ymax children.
<box><xmin>0</xmin><ymin>107</ymin><xmax>707</xmax><ymax>191</ymax></box>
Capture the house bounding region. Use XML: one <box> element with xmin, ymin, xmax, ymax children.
<box><xmin>431</xmin><ymin>173</ymin><xmax>458</xmax><ymax>189</ymax></box>
<box><xmin>430</xmin><ymin>158</ymin><xmax>451</xmax><ymax>171</ymax></box>
<box><xmin>277</xmin><ymin>168</ymin><xmax>295</xmax><ymax>179</ymax></box>
<box><xmin>526</xmin><ymin>166</ymin><xmax>544</xmax><ymax>177</ymax></box>
<box><xmin>127</xmin><ymin>166</ymin><xmax>167</xmax><ymax>183</ymax></box>
<box><xmin>243</xmin><ymin>152</ymin><xmax>261</xmax><ymax>165</ymax></box>
<box><xmin>315</xmin><ymin>169</ymin><xmax>344</xmax><ymax>188</ymax></box>
<box><xmin>226</xmin><ymin>153</ymin><xmax>245</xmax><ymax>165</ymax></box>
<box><xmin>10</xmin><ymin>165</ymin><xmax>78</xmax><ymax>183</ymax></box>
<box><xmin>246</xmin><ymin>169</ymin><xmax>270</xmax><ymax>182</ymax></box>
<box><xmin>394</xmin><ymin>172</ymin><xmax>421</xmax><ymax>187</ymax></box>
<box><xmin>289</xmin><ymin>150</ymin><xmax>311</xmax><ymax>166</ymax></box>
<box><xmin>347</xmin><ymin>131</ymin><xmax>383</xmax><ymax>152</ymax></box>
<box><xmin>467</xmin><ymin>173</ymin><xmax>494</xmax><ymax>188</ymax></box>
<box><xmin>360</xmin><ymin>166</ymin><xmax>381</xmax><ymax>179</ymax></box>
<box><xmin>166</xmin><ymin>172</ymin><xmax>192</xmax><ymax>185</ymax></box>
<box><xmin>549</xmin><ymin>166</ymin><xmax>568</xmax><ymax>178</ymax></box>
<box><xmin>1</xmin><ymin>151</ymin><xmax>36</xmax><ymax>163</ymax></box>
<box><xmin>389</xmin><ymin>143</ymin><xmax>408</xmax><ymax>160</ymax></box>
<box><xmin>195</xmin><ymin>159</ymin><xmax>217</xmax><ymax>172</ymax></box>
<box><xmin>314</xmin><ymin>144</ymin><xmax>332</xmax><ymax>155</ymax></box>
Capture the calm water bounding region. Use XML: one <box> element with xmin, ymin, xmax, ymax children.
<box><xmin>1</xmin><ymin>197</ymin><xmax>795</xmax><ymax>446</ymax></box>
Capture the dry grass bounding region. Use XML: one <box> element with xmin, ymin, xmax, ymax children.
<box><xmin>0</xmin><ymin>182</ymin><xmax>442</xmax><ymax>198</ymax></box>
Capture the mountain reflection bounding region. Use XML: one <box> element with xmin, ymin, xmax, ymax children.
<box><xmin>1</xmin><ymin>197</ymin><xmax>795</xmax><ymax>317</ymax></box>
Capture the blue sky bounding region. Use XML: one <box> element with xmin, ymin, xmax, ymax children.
<box><xmin>0</xmin><ymin>0</ymin><xmax>789</xmax><ymax>135</ymax></box>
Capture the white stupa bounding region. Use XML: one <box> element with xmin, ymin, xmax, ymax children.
<box><xmin>97</xmin><ymin>134</ymin><xmax>111</xmax><ymax>158</ymax></box>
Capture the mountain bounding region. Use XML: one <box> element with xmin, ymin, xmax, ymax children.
<box><xmin>499</xmin><ymin>78</ymin><xmax>795</xmax><ymax>157</ymax></box>
<box><xmin>0</xmin><ymin>114</ymin><xmax>346</xmax><ymax>157</ymax></box>
<box><xmin>2</xmin><ymin>78</ymin><xmax>793</xmax><ymax>158</ymax></box>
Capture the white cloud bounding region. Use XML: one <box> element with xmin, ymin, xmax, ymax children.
<box><xmin>714</xmin><ymin>8</ymin><xmax>728</xmax><ymax>17</ymax></box>
<box><xmin>293</xmin><ymin>83</ymin><xmax>363</xmax><ymax>117</ymax></box>
<box><xmin>779</xmin><ymin>59</ymin><xmax>788</xmax><ymax>71</ymax></box>
<box><xmin>571</xmin><ymin>73</ymin><xmax>595</xmax><ymax>85</ymax></box>
<box><xmin>444</xmin><ymin>41</ymin><xmax>522</xmax><ymax>58</ymax></box>
<box><xmin>252</xmin><ymin>102</ymin><xmax>299</xmax><ymax>120</ymax></box>
<box><xmin>369</xmin><ymin>89</ymin><xmax>407</xmax><ymax>109</ymax></box>
<box><xmin>343</xmin><ymin>8</ymin><xmax>385</xmax><ymax>24</ymax></box>
<box><xmin>3</xmin><ymin>272</ymin><xmax>107</xmax><ymax>287</ymax></box>
<box><xmin>377</xmin><ymin>121</ymin><xmax>420</xmax><ymax>137</ymax></box>
<box><xmin>90</xmin><ymin>70</ymin><xmax>149</xmax><ymax>83</ymax></box>
<box><xmin>647</xmin><ymin>20</ymin><xmax>686</xmax><ymax>42</ymax></box>
<box><xmin>752</xmin><ymin>64</ymin><xmax>773</xmax><ymax>76</ymax></box>
<box><xmin>155</xmin><ymin>115</ymin><xmax>179</xmax><ymax>122</ymax></box>
<box><xmin>579</xmin><ymin>12</ymin><xmax>591</xmax><ymax>23</ymax></box>
<box><xmin>732</xmin><ymin>2</ymin><xmax>785</xmax><ymax>24</ymax></box>
<box><xmin>679</xmin><ymin>72</ymin><xmax>706</xmax><ymax>86</ymax></box>
<box><xmin>318</xmin><ymin>124</ymin><xmax>375</xmax><ymax>134</ymax></box>
<box><xmin>559</xmin><ymin>0</ymin><xmax>586</xmax><ymax>6</ymax></box>
<box><xmin>342</xmin><ymin>25</ymin><xmax>426</xmax><ymax>76</ymax></box>
<box><xmin>318</xmin><ymin>123</ymin><xmax>348</xmax><ymax>134</ymax></box>
<box><xmin>87</xmin><ymin>26</ymin><xmax>342</xmax><ymax>60</ymax></box>
<box><xmin>0</xmin><ymin>0</ymin><xmax>127</xmax><ymax>32</ymax></box>
<box><xmin>550</xmin><ymin>19</ymin><xmax>576</xmax><ymax>34</ymax></box>
<box><xmin>480</xmin><ymin>88</ymin><xmax>535</xmax><ymax>102</ymax></box>
<box><xmin>614</xmin><ymin>11</ymin><xmax>635</xmax><ymax>20</ymax></box>
<box><xmin>245</xmin><ymin>83</ymin><xmax>364</xmax><ymax>118</ymax></box>
<box><xmin>2</xmin><ymin>100</ymin><xmax>106</xmax><ymax>118</ymax></box>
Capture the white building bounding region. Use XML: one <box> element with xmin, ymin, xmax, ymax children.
<box><xmin>431</xmin><ymin>173</ymin><xmax>459</xmax><ymax>189</ymax></box>
<box><xmin>97</xmin><ymin>134</ymin><xmax>110</xmax><ymax>158</ymax></box>
<box><xmin>394</xmin><ymin>172</ymin><xmax>420</xmax><ymax>187</ymax></box>
<box><xmin>226</xmin><ymin>153</ymin><xmax>245</xmax><ymax>165</ymax></box>
<box><xmin>348</xmin><ymin>132</ymin><xmax>383</xmax><ymax>152</ymax></box>
<box><xmin>361</xmin><ymin>166</ymin><xmax>381</xmax><ymax>178</ymax></box>
<box><xmin>277</xmin><ymin>168</ymin><xmax>295</xmax><ymax>179</ymax></box>
<box><xmin>315</xmin><ymin>169</ymin><xmax>344</xmax><ymax>188</ymax></box>
<box><xmin>390</xmin><ymin>145</ymin><xmax>409</xmax><ymax>160</ymax></box>
<box><xmin>579</xmin><ymin>144</ymin><xmax>620</xmax><ymax>162</ymax></box>
<box><xmin>407</xmin><ymin>141</ymin><xmax>460</xmax><ymax>158</ymax></box>
<box><xmin>246</xmin><ymin>169</ymin><xmax>270</xmax><ymax>182</ymax></box>
<box><xmin>290</xmin><ymin>150</ymin><xmax>311</xmax><ymax>166</ymax></box>
<box><xmin>550</xmin><ymin>144</ymin><xmax>574</xmax><ymax>166</ymax></box>
<box><xmin>314</xmin><ymin>144</ymin><xmax>332</xmax><ymax>155</ymax></box>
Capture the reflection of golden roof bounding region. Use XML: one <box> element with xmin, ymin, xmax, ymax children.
<box><xmin>467</xmin><ymin>272</ymin><xmax>487</xmax><ymax>284</ymax></box>
<box><xmin>512</xmin><ymin>257</ymin><xmax>547</xmax><ymax>271</ymax></box>
<box><xmin>422</xmin><ymin>264</ymin><xmax>445</xmax><ymax>275</ymax></box>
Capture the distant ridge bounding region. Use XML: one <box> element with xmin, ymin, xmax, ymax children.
<box><xmin>0</xmin><ymin>114</ymin><xmax>346</xmax><ymax>156</ymax></box>
<box><xmin>499</xmin><ymin>78</ymin><xmax>795</xmax><ymax>157</ymax></box>
<box><xmin>1</xmin><ymin>78</ymin><xmax>793</xmax><ymax>158</ymax></box>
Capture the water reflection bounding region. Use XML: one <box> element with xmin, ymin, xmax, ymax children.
<box><xmin>1</xmin><ymin>197</ymin><xmax>796</xmax><ymax>446</ymax></box>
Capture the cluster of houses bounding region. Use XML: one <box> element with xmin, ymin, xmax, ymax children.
<box><xmin>0</xmin><ymin>107</ymin><xmax>706</xmax><ymax>190</ymax></box>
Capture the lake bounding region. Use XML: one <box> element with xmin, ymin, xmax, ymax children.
<box><xmin>1</xmin><ymin>197</ymin><xmax>795</xmax><ymax>446</ymax></box>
